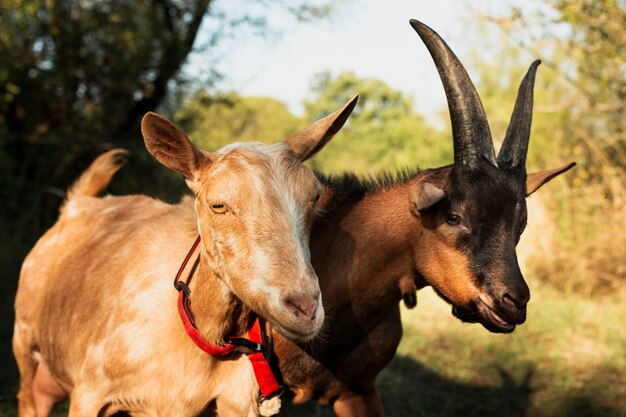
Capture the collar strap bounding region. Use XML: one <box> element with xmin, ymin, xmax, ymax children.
<box><xmin>174</xmin><ymin>236</ymin><xmax>283</xmax><ymax>398</ymax></box>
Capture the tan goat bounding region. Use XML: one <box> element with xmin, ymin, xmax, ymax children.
<box><xmin>12</xmin><ymin>95</ymin><xmax>357</xmax><ymax>417</ymax></box>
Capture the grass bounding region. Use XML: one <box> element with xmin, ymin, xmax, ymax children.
<box><xmin>279</xmin><ymin>285</ymin><xmax>626</xmax><ymax>417</ymax></box>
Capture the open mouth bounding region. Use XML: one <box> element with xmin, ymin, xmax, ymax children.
<box><xmin>452</xmin><ymin>298</ymin><xmax>516</xmax><ymax>334</ymax></box>
<box><xmin>478</xmin><ymin>296</ymin><xmax>516</xmax><ymax>333</ymax></box>
<box><xmin>482</xmin><ymin>303</ymin><xmax>515</xmax><ymax>332</ymax></box>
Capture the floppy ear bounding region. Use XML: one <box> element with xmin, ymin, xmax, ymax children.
<box><xmin>526</xmin><ymin>162</ymin><xmax>576</xmax><ymax>196</ymax></box>
<box><xmin>141</xmin><ymin>112</ymin><xmax>210</xmax><ymax>181</ymax></box>
<box><xmin>284</xmin><ymin>94</ymin><xmax>359</xmax><ymax>161</ymax></box>
<box><xmin>410</xmin><ymin>182</ymin><xmax>447</xmax><ymax>215</ymax></box>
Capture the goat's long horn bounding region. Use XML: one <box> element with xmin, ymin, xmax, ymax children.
<box><xmin>409</xmin><ymin>19</ymin><xmax>497</xmax><ymax>168</ymax></box>
<box><xmin>497</xmin><ymin>60</ymin><xmax>541</xmax><ymax>171</ymax></box>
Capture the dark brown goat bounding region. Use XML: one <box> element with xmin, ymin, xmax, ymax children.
<box><xmin>271</xmin><ymin>20</ymin><xmax>575</xmax><ymax>416</ymax></box>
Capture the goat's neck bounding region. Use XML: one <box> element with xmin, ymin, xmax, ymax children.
<box><xmin>313</xmin><ymin>181</ymin><xmax>421</xmax><ymax>324</ymax></box>
<box><xmin>187</xmin><ymin>256</ymin><xmax>251</xmax><ymax>343</ymax></box>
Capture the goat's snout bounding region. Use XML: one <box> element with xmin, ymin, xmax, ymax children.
<box><xmin>502</xmin><ymin>278</ymin><xmax>530</xmax><ymax>308</ymax></box>
<box><xmin>285</xmin><ymin>295</ymin><xmax>319</xmax><ymax>322</ymax></box>
<box><xmin>501</xmin><ymin>295</ymin><xmax>527</xmax><ymax>324</ymax></box>
<box><xmin>499</xmin><ymin>282</ymin><xmax>530</xmax><ymax>325</ymax></box>
<box><xmin>502</xmin><ymin>278</ymin><xmax>530</xmax><ymax>309</ymax></box>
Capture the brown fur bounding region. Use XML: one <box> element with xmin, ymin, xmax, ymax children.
<box><xmin>271</xmin><ymin>164</ymin><xmax>572</xmax><ymax>416</ymax></box>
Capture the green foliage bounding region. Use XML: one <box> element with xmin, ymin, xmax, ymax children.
<box><xmin>0</xmin><ymin>0</ymin><xmax>337</xmax><ymax>258</ymax></box>
<box><xmin>174</xmin><ymin>91</ymin><xmax>302</xmax><ymax>150</ymax></box>
<box><xmin>0</xmin><ymin>0</ymin><xmax>212</xmax><ymax>144</ymax></box>
<box><xmin>0</xmin><ymin>0</ymin><xmax>216</xmax><ymax>261</ymax></box>
<box><xmin>174</xmin><ymin>72</ymin><xmax>450</xmax><ymax>175</ymax></box>
<box><xmin>0</xmin><ymin>0</ymin><xmax>338</xmax><ymax>219</ymax></box>
<box><xmin>303</xmin><ymin>71</ymin><xmax>450</xmax><ymax>175</ymax></box>
<box><xmin>481</xmin><ymin>0</ymin><xmax>625</xmax><ymax>193</ymax></box>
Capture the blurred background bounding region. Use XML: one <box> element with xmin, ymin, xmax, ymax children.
<box><xmin>1</xmin><ymin>0</ymin><xmax>624</xmax><ymax>416</ymax></box>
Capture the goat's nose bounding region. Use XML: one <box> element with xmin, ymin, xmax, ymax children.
<box><xmin>503</xmin><ymin>280</ymin><xmax>530</xmax><ymax>309</ymax></box>
<box><xmin>285</xmin><ymin>296</ymin><xmax>319</xmax><ymax>322</ymax></box>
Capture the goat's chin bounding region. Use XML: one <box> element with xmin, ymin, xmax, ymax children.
<box><xmin>267</xmin><ymin>314</ymin><xmax>324</xmax><ymax>343</ymax></box>
<box><xmin>271</xmin><ymin>323</ymin><xmax>317</xmax><ymax>343</ymax></box>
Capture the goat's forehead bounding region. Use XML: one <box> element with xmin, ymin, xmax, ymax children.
<box><xmin>453</xmin><ymin>171</ymin><xmax>525</xmax><ymax>216</ymax></box>
<box><xmin>217</xmin><ymin>141</ymin><xmax>286</xmax><ymax>158</ymax></box>
<box><xmin>215</xmin><ymin>142</ymin><xmax>295</xmax><ymax>173</ymax></box>
<box><xmin>197</xmin><ymin>142</ymin><xmax>317</xmax><ymax>199</ymax></box>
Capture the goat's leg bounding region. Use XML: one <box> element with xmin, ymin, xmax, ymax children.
<box><xmin>213</xmin><ymin>360</ymin><xmax>259</xmax><ymax>417</ymax></box>
<box><xmin>13</xmin><ymin>326</ymin><xmax>37</xmax><ymax>417</ymax></box>
<box><xmin>15</xmin><ymin>360</ymin><xmax>36</xmax><ymax>416</ymax></box>
<box><xmin>331</xmin><ymin>388</ymin><xmax>384</xmax><ymax>417</ymax></box>
<box><xmin>13</xmin><ymin>326</ymin><xmax>67</xmax><ymax>417</ymax></box>
<box><xmin>214</xmin><ymin>394</ymin><xmax>258</xmax><ymax>417</ymax></box>
<box><xmin>32</xmin><ymin>363</ymin><xmax>67</xmax><ymax>417</ymax></box>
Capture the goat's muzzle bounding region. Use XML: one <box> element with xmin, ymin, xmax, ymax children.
<box><xmin>268</xmin><ymin>288</ymin><xmax>324</xmax><ymax>343</ymax></box>
<box><xmin>452</xmin><ymin>292</ymin><xmax>528</xmax><ymax>334</ymax></box>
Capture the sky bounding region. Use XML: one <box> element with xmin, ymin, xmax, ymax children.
<box><xmin>189</xmin><ymin>0</ymin><xmax>511</xmax><ymax>121</ymax></box>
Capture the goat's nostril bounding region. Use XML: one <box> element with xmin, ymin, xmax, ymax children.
<box><xmin>286</xmin><ymin>297</ymin><xmax>318</xmax><ymax>321</ymax></box>
<box><xmin>503</xmin><ymin>293</ymin><xmax>524</xmax><ymax>309</ymax></box>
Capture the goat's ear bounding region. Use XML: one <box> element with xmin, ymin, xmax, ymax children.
<box><xmin>410</xmin><ymin>182</ymin><xmax>447</xmax><ymax>215</ymax></box>
<box><xmin>284</xmin><ymin>94</ymin><xmax>359</xmax><ymax>161</ymax></box>
<box><xmin>141</xmin><ymin>112</ymin><xmax>210</xmax><ymax>181</ymax></box>
<box><xmin>526</xmin><ymin>162</ymin><xmax>576</xmax><ymax>196</ymax></box>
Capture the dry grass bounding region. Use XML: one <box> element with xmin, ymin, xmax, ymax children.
<box><xmin>524</xmin><ymin>181</ymin><xmax>626</xmax><ymax>296</ymax></box>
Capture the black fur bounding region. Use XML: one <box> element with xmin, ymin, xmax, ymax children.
<box><xmin>314</xmin><ymin>167</ymin><xmax>423</xmax><ymax>210</ymax></box>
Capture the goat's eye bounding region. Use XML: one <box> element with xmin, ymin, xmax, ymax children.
<box><xmin>210</xmin><ymin>203</ymin><xmax>228</xmax><ymax>214</ymax></box>
<box><xmin>446</xmin><ymin>214</ymin><xmax>461</xmax><ymax>226</ymax></box>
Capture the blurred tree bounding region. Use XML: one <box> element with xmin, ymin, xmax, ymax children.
<box><xmin>0</xmin><ymin>0</ymin><xmax>212</xmax><ymax>147</ymax></box>
<box><xmin>174</xmin><ymin>91</ymin><xmax>302</xmax><ymax>150</ymax></box>
<box><xmin>478</xmin><ymin>0</ymin><xmax>626</xmax><ymax>198</ymax></box>
<box><xmin>474</xmin><ymin>0</ymin><xmax>626</xmax><ymax>292</ymax></box>
<box><xmin>0</xmin><ymin>0</ymin><xmax>336</xmax><ymax>248</ymax></box>
<box><xmin>302</xmin><ymin>71</ymin><xmax>449</xmax><ymax>175</ymax></box>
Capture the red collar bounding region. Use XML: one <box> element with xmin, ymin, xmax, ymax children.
<box><xmin>174</xmin><ymin>236</ymin><xmax>283</xmax><ymax>400</ymax></box>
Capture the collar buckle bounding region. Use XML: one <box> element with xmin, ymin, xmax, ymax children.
<box><xmin>174</xmin><ymin>280</ymin><xmax>191</xmax><ymax>297</ymax></box>
<box><xmin>227</xmin><ymin>337</ymin><xmax>264</xmax><ymax>353</ymax></box>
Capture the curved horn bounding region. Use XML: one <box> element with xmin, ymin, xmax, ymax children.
<box><xmin>409</xmin><ymin>19</ymin><xmax>497</xmax><ymax>168</ymax></box>
<box><xmin>498</xmin><ymin>60</ymin><xmax>541</xmax><ymax>170</ymax></box>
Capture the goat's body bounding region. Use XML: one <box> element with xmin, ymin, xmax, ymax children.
<box><xmin>275</xmin><ymin>173</ymin><xmax>423</xmax><ymax>414</ymax></box>
<box><xmin>14</xmin><ymin>195</ymin><xmax>258</xmax><ymax>416</ymax></box>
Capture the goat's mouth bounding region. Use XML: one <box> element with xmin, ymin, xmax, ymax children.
<box><xmin>452</xmin><ymin>298</ymin><xmax>517</xmax><ymax>334</ymax></box>
<box><xmin>269</xmin><ymin>316</ymin><xmax>323</xmax><ymax>343</ymax></box>
<box><xmin>270</xmin><ymin>322</ymin><xmax>316</xmax><ymax>343</ymax></box>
